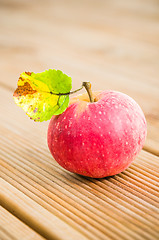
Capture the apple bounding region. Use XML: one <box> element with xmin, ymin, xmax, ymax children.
<box><xmin>47</xmin><ymin>88</ymin><xmax>147</xmax><ymax>178</ymax></box>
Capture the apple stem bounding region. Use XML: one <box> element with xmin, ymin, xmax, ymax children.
<box><xmin>82</xmin><ymin>82</ymin><xmax>94</xmax><ymax>103</ymax></box>
<box><xmin>50</xmin><ymin>82</ymin><xmax>94</xmax><ymax>102</ymax></box>
<box><xmin>50</xmin><ymin>86</ymin><xmax>83</xmax><ymax>96</ymax></box>
<box><xmin>69</xmin><ymin>85</ymin><xmax>84</xmax><ymax>95</ymax></box>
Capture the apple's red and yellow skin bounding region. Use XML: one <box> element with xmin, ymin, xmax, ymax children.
<box><xmin>47</xmin><ymin>91</ymin><xmax>147</xmax><ymax>178</ymax></box>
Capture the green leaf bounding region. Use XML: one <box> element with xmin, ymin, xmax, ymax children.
<box><xmin>13</xmin><ymin>70</ymin><xmax>72</xmax><ymax>121</ymax></box>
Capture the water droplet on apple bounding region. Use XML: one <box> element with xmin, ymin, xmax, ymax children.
<box><xmin>68</xmin><ymin>121</ymin><xmax>72</xmax><ymax>127</ymax></box>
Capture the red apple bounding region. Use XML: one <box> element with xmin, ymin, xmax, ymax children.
<box><xmin>47</xmin><ymin>90</ymin><xmax>147</xmax><ymax>178</ymax></box>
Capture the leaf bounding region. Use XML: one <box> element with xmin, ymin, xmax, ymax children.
<box><xmin>13</xmin><ymin>70</ymin><xmax>72</xmax><ymax>121</ymax></box>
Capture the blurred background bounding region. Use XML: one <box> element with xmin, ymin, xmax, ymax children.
<box><xmin>0</xmin><ymin>0</ymin><xmax>159</xmax><ymax>154</ymax></box>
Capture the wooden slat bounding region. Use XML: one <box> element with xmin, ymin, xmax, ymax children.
<box><xmin>1</xmin><ymin>132</ymin><xmax>159</xmax><ymax>240</ymax></box>
<box><xmin>0</xmin><ymin>178</ymin><xmax>88</xmax><ymax>240</ymax></box>
<box><xmin>0</xmin><ymin>87</ymin><xmax>159</xmax><ymax>239</ymax></box>
<box><xmin>0</xmin><ymin>207</ymin><xmax>45</xmax><ymax>240</ymax></box>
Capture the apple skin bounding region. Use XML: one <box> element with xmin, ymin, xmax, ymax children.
<box><xmin>47</xmin><ymin>91</ymin><xmax>147</xmax><ymax>178</ymax></box>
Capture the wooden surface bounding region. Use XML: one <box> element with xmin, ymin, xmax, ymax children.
<box><xmin>0</xmin><ymin>0</ymin><xmax>159</xmax><ymax>239</ymax></box>
<box><xmin>0</xmin><ymin>206</ymin><xmax>45</xmax><ymax>240</ymax></box>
